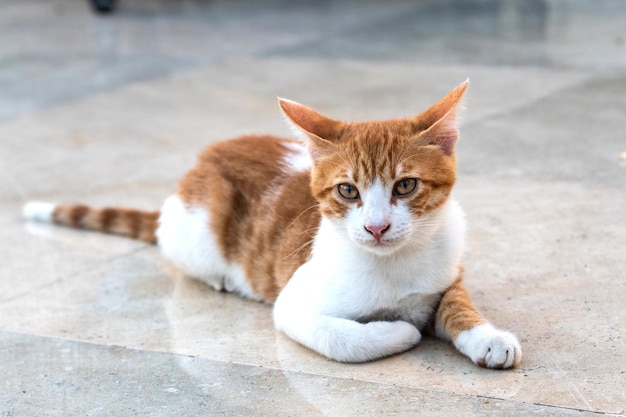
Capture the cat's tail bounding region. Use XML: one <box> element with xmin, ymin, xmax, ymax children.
<box><xmin>22</xmin><ymin>201</ymin><xmax>159</xmax><ymax>244</ymax></box>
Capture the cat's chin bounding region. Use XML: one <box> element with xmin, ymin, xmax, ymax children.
<box><xmin>357</xmin><ymin>240</ymin><xmax>405</xmax><ymax>257</ymax></box>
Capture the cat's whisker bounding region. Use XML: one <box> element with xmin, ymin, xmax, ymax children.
<box><xmin>280</xmin><ymin>238</ymin><xmax>315</xmax><ymax>261</ymax></box>
<box><xmin>286</xmin><ymin>203</ymin><xmax>321</xmax><ymax>230</ymax></box>
<box><xmin>413</xmin><ymin>221</ymin><xmax>443</xmax><ymax>229</ymax></box>
<box><xmin>297</xmin><ymin>226</ymin><xmax>320</xmax><ymax>239</ymax></box>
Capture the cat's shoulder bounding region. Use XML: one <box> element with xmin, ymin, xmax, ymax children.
<box><xmin>200</xmin><ymin>134</ymin><xmax>304</xmax><ymax>155</ymax></box>
<box><xmin>198</xmin><ymin>134</ymin><xmax>310</xmax><ymax>172</ymax></box>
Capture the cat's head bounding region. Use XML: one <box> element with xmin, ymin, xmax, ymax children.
<box><xmin>279</xmin><ymin>81</ymin><xmax>467</xmax><ymax>256</ymax></box>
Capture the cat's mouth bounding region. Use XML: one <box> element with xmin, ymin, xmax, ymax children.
<box><xmin>347</xmin><ymin>224</ymin><xmax>409</xmax><ymax>255</ymax></box>
<box><xmin>357</xmin><ymin>236</ymin><xmax>405</xmax><ymax>255</ymax></box>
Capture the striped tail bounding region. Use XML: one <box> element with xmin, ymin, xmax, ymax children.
<box><xmin>23</xmin><ymin>201</ymin><xmax>159</xmax><ymax>244</ymax></box>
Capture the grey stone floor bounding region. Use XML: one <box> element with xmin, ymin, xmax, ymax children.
<box><xmin>1</xmin><ymin>0</ymin><xmax>625</xmax><ymax>415</ymax></box>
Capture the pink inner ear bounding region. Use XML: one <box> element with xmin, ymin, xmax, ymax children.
<box><xmin>411</xmin><ymin>81</ymin><xmax>467</xmax><ymax>155</ymax></box>
<box><xmin>436</xmin><ymin>128</ymin><xmax>458</xmax><ymax>156</ymax></box>
<box><xmin>412</xmin><ymin>81</ymin><xmax>467</xmax><ymax>133</ymax></box>
<box><xmin>306</xmin><ymin>133</ymin><xmax>338</xmax><ymax>162</ymax></box>
<box><xmin>417</xmin><ymin>119</ymin><xmax>459</xmax><ymax>156</ymax></box>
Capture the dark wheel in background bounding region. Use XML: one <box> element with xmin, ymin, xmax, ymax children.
<box><xmin>90</xmin><ymin>0</ymin><xmax>116</xmax><ymax>13</ymax></box>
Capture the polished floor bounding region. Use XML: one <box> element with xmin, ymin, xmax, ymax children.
<box><xmin>1</xmin><ymin>0</ymin><xmax>625</xmax><ymax>415</ymax></box>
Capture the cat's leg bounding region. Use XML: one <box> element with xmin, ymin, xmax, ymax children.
<box><xmin>274</xmin><ymin>311</ymin><xmax>421</xmax><ymax>363</ymax></box>
<box><xmin>156</xmin><ymin>195</ymin><xmax>261</xmax><ymax>300</ymax></box>
<box><xmin>434</xmin><ymin>278</ymin><xmax>522</xmax><ymax>369</ymax></box>
<box><xmin>273</xmin><ymin>268</ymin><xmax>421</xmax><ymax>362</ymax></box>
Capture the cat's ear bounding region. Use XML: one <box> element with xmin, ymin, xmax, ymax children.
<box><xmin>412</xmin><ymin>80</ymin><xmax>468</xmax><ymax>155</ymax></box>
<box><xmin>278</xmin><ymin>98</ymin><xmax>342</xmax><ymax>161</ymax></box>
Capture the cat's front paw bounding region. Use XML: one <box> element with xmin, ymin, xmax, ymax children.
<box><xmin>455</xmin><ymin>323</ymin><xmax>522</xmax><ymax>369</ymax></box>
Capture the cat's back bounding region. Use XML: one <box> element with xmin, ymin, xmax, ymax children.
<box><xmin>159</xmin><ymin>135</ymin><xmax>320</xmax><ymax>302</ymax></box>
<box><xmin>178</xmin><ymin>135</ymin><xmax>308</xmax><ymax>202</ymax></box>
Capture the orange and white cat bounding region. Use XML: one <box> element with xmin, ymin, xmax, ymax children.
<box><xmin>23</xmin><ymin>81</ymin><xmax>522</xmax><ymax>368</ymax></box>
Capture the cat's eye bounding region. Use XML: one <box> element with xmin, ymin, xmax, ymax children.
<box><xmin>393</xmin><ymin>178</ymin><xmax>418</xmax><ymax>196</ymax></box>
<box><xmin>337</xmin><ymin>183</ymin><xmax>360</xmax><ymax>200</ymax></box>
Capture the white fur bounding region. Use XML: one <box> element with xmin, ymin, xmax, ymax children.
<box><xmin>156</xmin><ymin>195</ymin><xmax>261</xmax><ymax>301</ymax></box>
<box><xmin>281</xmin><ymin>141</ymin><xmax>312</xmax><ymax>172</ymax></box>
<box><xmin>454</xmin><ymin>323</ymin><xmax>522</xmax><ymax>369</ymax></box>
<box><xmin>273</xmin><ymin>199</ymin><xmax>466</xmax><ymax>362</ymax></box>
<box><xmin>22</xmin><ymin>201</ymin><xmax>56</xmax><ymax>223</ymax></box>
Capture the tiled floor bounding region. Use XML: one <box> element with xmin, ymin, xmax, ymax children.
<box><xmin>1</xmin><ymin>0</ymin><xmax>625</xmax><ymax>415</ymax></box>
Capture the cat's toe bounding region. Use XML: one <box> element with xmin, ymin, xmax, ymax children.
<box><xmin>479</xmin><ymin>334</ymin><xmax>521</xmax><ymax>369</ymax></box>
<box><xmin>456</xmin><ymin>323</ymin><xmax>522</xmax><ymax>369</ymax></box>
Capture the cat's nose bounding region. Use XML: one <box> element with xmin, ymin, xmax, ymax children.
<box><xmin>364</xmin><ymin>223</ymin><xmax>390</xmax><ymax>241</ymax></box>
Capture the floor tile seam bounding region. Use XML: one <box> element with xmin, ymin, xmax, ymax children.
<box><xmin>0</xmin><ymin>244</ymin><xmax>153</xmax><ymax>305</ymax></box>
<box><xmin>215</xmin><ymin>361</ymin><xmax>620</xmax><ymax>416</ymax></box>
<box><xmin>0</xmin><ymin>329</ymin><xmax>549</xmax><ymax>412</ymax></box>
<box><xmin>169</xmin><ymin>356</ymin><xmax>620</xmax><ymax>416</ymax></box>
<box><xmin>1</xmin><ymin>331</ymin><xmax>621</xmax><ymax>415</ymax></box>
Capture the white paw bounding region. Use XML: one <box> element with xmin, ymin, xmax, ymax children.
<box><xmin>369</xmin><ymin>320</ymin><xmax>423</xmax><ymax>349</ymax></box>
<box><xmin>455</xmin><ymin>323</ymin><xmax>522</xmax><ymax>369</ymax></box>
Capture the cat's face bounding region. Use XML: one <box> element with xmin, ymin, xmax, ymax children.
<box><xmin>279</xmin><ymin>81</ymin><xmax>467</xmax><ymax>256</ymax></box>
<box><xmin>310</xmin><ymin>124</ymin><xmax>456</xmax><ymax>256</ymax></box>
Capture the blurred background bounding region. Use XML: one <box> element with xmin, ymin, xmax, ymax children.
<box><xmin>1</xmin><ymin>1</ymin><xmax>625</xmax><ymax>415</ymax></box>
<box><xmin>2</xmin><ymin>0</ymin><xmax>625</xmax><ymax>120</ymax></box>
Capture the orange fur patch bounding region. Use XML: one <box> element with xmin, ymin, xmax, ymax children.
<box><xmin>177</xmin><ymin>135</ymin><xmax>319</xmax><ymax>301</ymax></box>
<box><xmin>435</xmin><ymin>270</ymin><xmax>486</xmax><ymax>340</ymax></box>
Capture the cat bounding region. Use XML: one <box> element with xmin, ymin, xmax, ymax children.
<box><xmin>23</xmin><ymin>81</ymin><xmax>522</xmax><ymax>368</ymax></box>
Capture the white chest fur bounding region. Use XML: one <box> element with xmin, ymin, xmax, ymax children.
<box><xmin>274</xmin><ymin>198</ymin><xmax>465</xmax><ymax>338</ymax></box>
<box><xmin>273</xmin><ymin>199</ymin><xmax>466</xmax><ymax>362</ymax></box>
